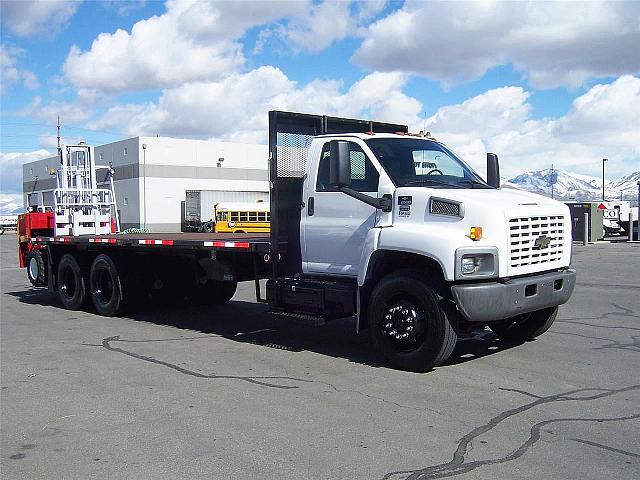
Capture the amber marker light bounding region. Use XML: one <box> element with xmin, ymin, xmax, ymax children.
<box><xmin>470</xmin><ymin>226</ymin><xmax>483</xmax><ymax>241</ymax></box>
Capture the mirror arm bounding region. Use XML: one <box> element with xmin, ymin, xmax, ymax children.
<box><xmin>339</xmin><ymin>188</ymin><xmax>392</xmax><ymax>212</ymax></box>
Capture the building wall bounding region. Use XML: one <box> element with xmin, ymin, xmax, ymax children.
<box><xmin>23</xmin><ymin>136</ymin><xmax>269</xmax><ymax>233</ymax></box>
<box><xmin>94</xmin><ymin>138</ymin><xmax>142</xmax><ymax>228</ymax></box>
<box><xmin>135</xmin><ymin>137</ymin><xmax>268</xmax><ymax>232</ymax></box>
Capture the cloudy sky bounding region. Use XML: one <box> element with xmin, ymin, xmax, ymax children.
<box><xmin>1</xmin><ymin>0</ymin><xmax>639</xmax><ymax>208</ymax></box>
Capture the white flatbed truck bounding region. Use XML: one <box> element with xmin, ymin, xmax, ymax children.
<box><xmin>19</xmin><ymin>111</ymin><xmax>576</xmax><ymax>371</ymax></box>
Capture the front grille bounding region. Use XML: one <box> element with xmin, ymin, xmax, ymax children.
<box><xmin>509</xmin><ymin>215</ymin><xmax>565</xmax><ymax>268</ymax></box>
<box><xmin>430</xmin><ymin>198</ymin><xmax>462</xmax><ymax>217</ymax></box>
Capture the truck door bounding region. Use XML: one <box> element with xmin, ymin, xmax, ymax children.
<box><xmin>302</xmin><ymin>141</ymin><xmax>379</xmax><ymax>276</ymax></box>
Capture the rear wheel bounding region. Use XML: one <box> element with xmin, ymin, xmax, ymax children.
<box><xmin>26</xmin><ymin>250</ymin><xmax>47</xmax><ymax>287</ymax></box>
<box><xmin>57</xmin><ymin>254</ymin><xmax>86</xmax><ymax>310</ymax></box>
<box><xmin>89</xmin><ymin>254</ymin><xmax>124</xmax><ymax>316</ymax></box>
<box><xmin>490</xmin><ymin>307</ymin><xmax>558</xmax><ymax>343</ymax></box>
<box><xmin>191</xmin><ymin>280</ymin><xmax>237</xmax><ymax>305</ymax></box>
<box><xmin>368</xmin><ymin>271</ymin><xmax>457</xmax><ymax>372</ymax></box>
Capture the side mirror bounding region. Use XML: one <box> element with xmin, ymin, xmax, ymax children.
<box><xmin>486</xmin><ymin>153</ymin><xmax>500</xmax><ymax>188</ymax></box>
<box><xmin>329</xmin><ymin>140</ymin><xmax>351</xmax><ymax>188</ymax></box>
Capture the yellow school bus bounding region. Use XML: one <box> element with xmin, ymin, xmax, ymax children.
<box><xmin>213</xmin><ymin>202</ymin><xmax>270</xmax><ymax>233</ymax></box>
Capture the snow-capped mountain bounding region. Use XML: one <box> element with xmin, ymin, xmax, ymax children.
<box><xmin>503</xmin><ymin>170</ymin><xmax>639</xmax><ymax>202</ymax></box>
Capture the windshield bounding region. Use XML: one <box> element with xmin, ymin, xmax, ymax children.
<box><xmin>365</xmin><ymin>138</ymin><xmax>491</xmax><ymax>189</ymax></box>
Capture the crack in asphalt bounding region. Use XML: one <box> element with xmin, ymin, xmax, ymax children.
<box><xmin>382</xmin><ymin>385</ymin><xmax>640</xmax><ymax>480</ymax></box>
<box><xmin>101</xmin><ymin>335</ymin><xmax>312</xmax><ymax>389</ymax></box>
<box><xmin>99</xmin><ymin>335</ymin><xmax>439</xmax><ymax>412</ymax></box>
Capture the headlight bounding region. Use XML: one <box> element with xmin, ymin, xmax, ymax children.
<box><xmin>461</xmin><ymin>257</ymin><xmax>477</xmax><ymax>274</ymax></box>
<box><xmin>455</xmin><ymin>248</ymin><xmax>498</xmax><ymax>280</ymax></box>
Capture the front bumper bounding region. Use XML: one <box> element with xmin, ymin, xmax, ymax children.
<box><xmin>451</xmin><ymin>268</ymin><xmax>576</xmax><ymax>322</ymax></box>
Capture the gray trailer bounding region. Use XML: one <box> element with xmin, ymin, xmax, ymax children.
<box><xmin>183</xmin><ymin>189</ymin><xmax>269</xmax><ymax>232</ymax></box>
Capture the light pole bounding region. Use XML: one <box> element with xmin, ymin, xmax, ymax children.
<box><xmin>637</xmin><ymin>180</ymin><xmax>640</xmax><ymax>241</ymax></box>
<box><xmin>601</xmin><ymin>158</ymin><xmax>608</xmax><ymax>201</ymax></box>
<box><xmin>142</xmin><ymin>143</ymin><xmax>147</xmax><ymax>230</ymax></box>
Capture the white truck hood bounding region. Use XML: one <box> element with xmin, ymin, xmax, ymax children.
<box><xmin>389</xmin><ymin>186</ymin><xmax>572</xmax><ymax>278</ymax></box>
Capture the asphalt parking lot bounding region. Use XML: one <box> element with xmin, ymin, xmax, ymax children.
<box><xmin>1</xmin><ymin>235</ymin><xmax>638</xmax><ymax>479</ymax></box>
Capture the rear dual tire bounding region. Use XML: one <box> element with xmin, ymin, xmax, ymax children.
<box><xmin>191</xmin><ymin>280</ymin><xmax>237</xmax><ymax>305</ymax></box>
<box><xmin>89</xmin><ymin>254</ymin><xmax>124</xmax><ymax>316</ymax></box>
<box><xmin>57</xmin><ymin>253</ymin><xmax>125</xmax><ymax>316</ymax></box>
<box><xmin>57</xmin><ymin>254</ymin><xmax>86</xmax><ymax>310</ymax></box>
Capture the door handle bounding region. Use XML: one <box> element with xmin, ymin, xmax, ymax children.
<box><xmin>308</xmin><ymin>197</ymin><xmax>314</xmax><ymax>216</ymax></box>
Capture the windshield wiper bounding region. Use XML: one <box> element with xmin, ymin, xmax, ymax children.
<box><xmin>402</xmin><ymin>179</ymin><xmax>463</xmax><ymax>188</ymax></box>
<box><xmin>456</xmin><ymin>179</ymin><xmax>491</xmax><ymax>189</ymax></box>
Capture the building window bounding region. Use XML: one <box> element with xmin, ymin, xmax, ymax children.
<box><xmin>29</xmin><ymin>168</ymin><xmax>33</xmax><ymax>175</ymax></box>
<box><xmin>99</xmin><ymin>153</ymin><xmax>104</xmax><ymax>161</ymax></box>
<box><xmin>123</xmin><ymin>147</ymin><xmax>128</xmax><ymax>156</ymax></box>
<box><xmin>124</xmin><ymin>197</ymin><xmax>128</xmax><ymax>206</ymax></box>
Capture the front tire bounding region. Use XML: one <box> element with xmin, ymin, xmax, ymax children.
<box><xmin>368</xmin><ymin>271</ymin><xmax>457</xmax><ymax>372</ymax></box>
<box><xmin>57</xmin><ymin>254</ymin><xmax>86</xmax><ymax>310</ymax></box>
<box><xmin>89</xmin><ymin>254</ymin><xmax>124</xmax><ymax>316</ymax></box>
<box><xmin>490</xmin><ymin>306</ymin><xmax>558</xmax><ymax>343</ymax></box>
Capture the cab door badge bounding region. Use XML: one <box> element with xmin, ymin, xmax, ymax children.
<box><xmin>398</xmin><ymin>196</ymin><xmax>412</xmax><ymax>217</ymax></box>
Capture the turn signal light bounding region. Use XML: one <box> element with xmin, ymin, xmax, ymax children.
<box><xmin>470</xmin><ymin>226</ymin><xmax>483</xmax><ymax>241</ymax></box>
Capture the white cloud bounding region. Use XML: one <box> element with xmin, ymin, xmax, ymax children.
<box><xmin>89</xmin><ymin>68</ymin><xmax>421</xmax><ymax>144</ymax></box>
<box><xmin>0</xmin><ymin>150</ymin><xmax>52</xmax><ymax>195</ymax></box>
<box><xmin>424</xmin><ymin>76</ymin><xmax>640</xmax><ymax>178</ymax></box>
<box><xmin>353</xmin><ymin>0</ymin><xmax>640</xmax><ymax>89</ymax></box>
<box><xmin>19</xmin><ymin>92</ymin><xmax>96</xmax><ymax>125</ymax></box>
<box><xmin>63</xmin><ymin>0</ymin><xmax>307</xmax><ymax>95</ymax></box>
<box><xmin>269</xmin><ymin>0</ymin><xmax>387</xmax><ymax>53</ymax></box>
<box><xmin>0</xmin><ymin>0</ymin><xmax>81</xmax><ymax>38</ymax></box>
<box><xmin>0</xmin><ymin>44</ymin><xmax>40</xmax><ymax>94</ymax></box>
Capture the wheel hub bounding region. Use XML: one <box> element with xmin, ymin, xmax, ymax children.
<box><xmin>382</xmin><ymin>301</ymin><xmax>425</xmax><ymax>344</ymax></box>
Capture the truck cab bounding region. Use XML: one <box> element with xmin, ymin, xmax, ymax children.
<box><xmin>268</xmin><ymin>111</ymin><xmax>576</xmax><ymax>371</ymax></box>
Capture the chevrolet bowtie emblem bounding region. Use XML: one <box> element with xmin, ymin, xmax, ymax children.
<box><xmin>534</xmin><ymin>235</ymin><xmax>551</xmax><ymax>249</ymax></box>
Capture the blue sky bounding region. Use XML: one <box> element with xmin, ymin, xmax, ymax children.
<box><xmin>1</xmin><ymin>0</ymin><xmax>639</xmax><ymax>208</ymax></box>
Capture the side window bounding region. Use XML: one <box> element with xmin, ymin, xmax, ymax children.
<box><xmin>316</xmin><ymin>142</ymin><xmax>379</xmax><ymax>192</ymax></box>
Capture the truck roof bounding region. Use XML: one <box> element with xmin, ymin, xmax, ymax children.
<box><xmin>314</xmin><ymin>132</ymin><xmax>440</xmax><ymax>142</ymax></box>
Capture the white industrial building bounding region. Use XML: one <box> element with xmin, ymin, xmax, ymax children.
<box><xmin>22</xmin><ymin>137</ymin><xmax>269</xmax><ymax>232</ymax></box>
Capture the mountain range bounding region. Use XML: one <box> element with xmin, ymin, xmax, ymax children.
<box><xmin>503</xmin><ymin>170</ymin><xmax>639</xmax><ymax>202</ymax></box>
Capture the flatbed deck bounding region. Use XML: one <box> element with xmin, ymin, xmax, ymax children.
<box><xmin>29</xmin><ymin>232</ymin><xmax>271</xmax><ymax>251</ymax></box>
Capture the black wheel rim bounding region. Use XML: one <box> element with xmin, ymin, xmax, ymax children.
<box><xmin>60</xmin><ymin>266</ymin><xmax>76</xmax><ymax>298</ymax></box>
<box><xmin>380</xmin><ymin>297</ymin><xmax>427</xmax><ymax>352</ymax></box>
<box><xmin>94</xmin><ymin>268</ymin><xmax>114</xmax><ymax>305</ymax></box>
